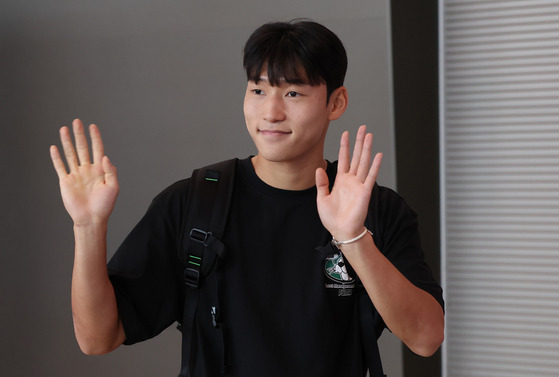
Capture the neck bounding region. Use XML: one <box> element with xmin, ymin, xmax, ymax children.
<box><xmin>251</xmin><ymin>155</ymin><xmax>327</xmax><ymax>190</ymax></box>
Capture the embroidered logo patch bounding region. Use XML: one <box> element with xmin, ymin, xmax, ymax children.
<box><xmin>324</xmin><ymin>253</ymin><xmax>355</xmax><ymax>296</ymax></box>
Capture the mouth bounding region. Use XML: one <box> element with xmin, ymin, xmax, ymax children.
<box><xmin>258</xmin><ymin>129</ymin><xmax>292</xmax><ymax>137</ymax></box>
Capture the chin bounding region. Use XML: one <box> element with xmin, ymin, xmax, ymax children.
<box><xmin>255</xmin><ymin>153</ymin><xmax>291</xmax><ymax>164</ymax></box>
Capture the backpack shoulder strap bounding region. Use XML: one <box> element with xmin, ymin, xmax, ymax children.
<box><xmin>362</xmin><ymin>183</ymin><xmax>387</xmax><ymax>377</ymax></box>
<box><xmin>181</xmin><ymin>158</ymin><xmax>238</xmax><ymax>286</ymax></box>
<box><xmin>179</xmin><ymin>158</ymin><xmax>237</xmax><ymax>377</ymax></box>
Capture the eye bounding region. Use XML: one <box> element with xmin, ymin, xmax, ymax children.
<box><xmin>286</xmin><ymin>91</ymin><xmax>300</xmax><ymax>98</ymax></box>
<box><xmin>251</xmin><ymin>89</ymin><xmax>264</xmax><ymax>95</ymax></box>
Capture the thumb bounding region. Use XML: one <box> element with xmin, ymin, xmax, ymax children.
<box><xmin>315</xmin><ymin>168</ymin><xmax>330</xmax><ymax>198</ymax></box>
<box><xmin>102</xmin><ymin>156</ymin><xmax>119</xmax><ymax>189</ymax></box>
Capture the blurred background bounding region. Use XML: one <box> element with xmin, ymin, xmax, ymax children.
<box><xmin>1</xmin><ymin>1</ymin><xmax>410</xmax><ymax>376</ymax></box>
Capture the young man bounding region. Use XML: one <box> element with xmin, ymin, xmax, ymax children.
<box><xmin>50</xmin><ymin>20</ymin><xmax>444</xmax><ymax>377</ymax></box>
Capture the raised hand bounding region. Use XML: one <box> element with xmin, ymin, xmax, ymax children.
<box><xmin>315</xmin><ymin>125</ymin><xmax>382</xmax><ymax>241</ymax></box>
<box><xmin>50</xmin><ymin>119</ymin><xmax>119</xmax><ymax>227</ymax></box>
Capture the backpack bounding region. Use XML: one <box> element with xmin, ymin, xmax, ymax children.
<box><xmin>178</xmin><ymin>158</ymin><xmax>386</xmax><ymax>377</ymax></box>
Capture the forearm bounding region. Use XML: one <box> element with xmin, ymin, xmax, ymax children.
<box><xmin>71</xmin><ymin>223</ymin><xmax>125</xmax><ymax>355</ymax></box>
<box><xmin>341</xmin><ymin>234</ymin><xmax>444</xmax><ymax>356</ymax></box>
<box><xmin>316</xmin><ymin>127</ymin><xmax>443</xmax><ymax>354</ymax></box>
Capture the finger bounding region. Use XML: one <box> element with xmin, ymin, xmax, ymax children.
<box><xmin>73</xmin><ymin>119</ymin><xmax>91</xmax><ymax>166</ymax></box>
<box><xmin>337</xmin><ymin>131</ymin><xmax>350</xmax><ymax>173</ymax></box>
<box><xmin>349</xmin><ymin>125</ymin><xmax>367</xmax><ymax>174</ymax></box>
<box><xmin>60</xmin><ymin>126</ymin><xmax>79</xmax><ymax>172</ymax></box>
<box><xmin>102</xmin><ymin>156</ymin><xmax>119</xmax><ymax>190</ymax></box>
<box><xmin>356</xmin><ymin>132</ymin><xmax>373</xmax><ymax>181</ymax></box>
<box><xmin>50</xmin><ymin>145</ymin><xmax>68</xmax><ymax>179</ymax></box>
<box><xmin>364</xmin><ymin>152</ymin><xmax>383</xmax><ymax>189</ymax></box>
<box><xmin>315</xmin><ymin>168</ymin><xmax>330</xmax><ymax>198</ymax></box>
<box><xmin>90</xmin><ymin>124</ymin><xmax>105</xmax><ymax>165</ymax></box>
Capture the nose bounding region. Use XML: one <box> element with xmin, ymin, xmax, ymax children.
<box><xmin>263</xmin><ymin>95</ymin><xmax>286</xmax><ymax>123</ymax></box>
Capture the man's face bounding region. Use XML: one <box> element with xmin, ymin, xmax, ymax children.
<box><xmin>243</xmin><ymin>76</ymin><xmax>333</xmax><ymax>166</ymax></box>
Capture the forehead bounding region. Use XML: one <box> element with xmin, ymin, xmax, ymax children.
<box><xmin>247</xmin><ymin>61</ymin><xmax>322</xmax><ymax>87</ymax></box>
<box><xmin>253</xmin><ymin>75</ymin><xmax>308</xmax><ymax>86</ymax></box>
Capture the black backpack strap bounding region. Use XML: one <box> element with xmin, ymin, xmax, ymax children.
<box><xmin>182</xmin><ymin>159</ymin><xmax>237</xmax><ymax>287</ymax></box>
<box><xmin>179</xmin><ymin>158</ymin><xmax>237</xmax><ymax>377</ymax></box>
<box><xmin>362</xmin><ymin>183</ymin><xmax>387</xmax><ymax>377</ymax></box>
<box><xmin>359</xmin><ymin>291</ymin><xmax>387</xmax><ymax>377</ymax></box>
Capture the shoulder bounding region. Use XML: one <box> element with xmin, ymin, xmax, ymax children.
<box><xmin>148</xmin><ymin>157</ymin><xmax>244</xmax><ymax>215</ymax></box>
<box><xmin>373</xmin><ymin>184</ymin><xmax>417</xmax><ymax>219</ymax></box>
<box><xmin>367</xmin><ymin>183</ymin><xmax>421</xmax><ymax>251</ymax></box>
<box><xmin>150</xmin><ymin>179</ymin><xmax>191</xmax><ymax>211</ymax></box>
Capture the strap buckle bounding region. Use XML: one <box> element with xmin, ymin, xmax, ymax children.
<box><xmin>184</xmin><ymin>266</ymin><xmax>201</xmax><ymax>288</ymax></box>
<box><xmin>184</xmin><ymin>229</ymin><xmax>212</xmax><ymax>288</ymax></box>
<box><xmin>190</xmin><ymin>228</ymin><xmax>211</xmax><ymax>245</ymax></box>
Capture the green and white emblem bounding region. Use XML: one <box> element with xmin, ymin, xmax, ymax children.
<box><xmin>324</xmin><ymin>253</ymin><xmax>355</xmax><ymax>284</ymax></box>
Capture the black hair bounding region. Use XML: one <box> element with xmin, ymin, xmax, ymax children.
<box><xmin>243</xmin><ymin>19</ymin><xmax>348</xmax><ymax>101</ymax></box>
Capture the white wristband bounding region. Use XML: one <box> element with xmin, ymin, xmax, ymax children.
<box><xmin>331</xmin><ymin>228</ymin><xmax>373</xmax><ymax>249</ymax></box>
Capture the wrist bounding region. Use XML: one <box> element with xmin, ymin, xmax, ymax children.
<box><xmin>331</xmin><ymin>228</ymin><xmax>373</xmax><ymax>249</ymax></box>
<box><xmin>73</xmin><ymin>221</ymin><xmax>108</xmax><ymax>237</ymax></box>
<box><xmin>72</xmin><ymin>222</ymin><xmax>109</xmax><ymax>263</ymax></box>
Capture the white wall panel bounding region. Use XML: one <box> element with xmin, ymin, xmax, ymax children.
<box><xmin>440</xmin><ymin>1</ymin><xmax>559</xmax><ymax>376</ymax></box>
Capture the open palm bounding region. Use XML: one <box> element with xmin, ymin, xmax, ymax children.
<box><xmin>50</xmin><ymin>119</ymin><xmax>119</xmax><ymax>226</ymax></box>
<box><xmin>316</xmin><ymin>125</ymin><xmax>382</xmax><ymax>241</ymax></box>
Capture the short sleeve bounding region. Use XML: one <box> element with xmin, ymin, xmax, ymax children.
<box><xmin>107</xmin><ymin>179</ymin><xmax>189</xmax><ymax>345</ymax></box>
<box><xmin>373</xmin><ymin>185</ymin><xmax>445</xmax><ymax>311</ymax></box>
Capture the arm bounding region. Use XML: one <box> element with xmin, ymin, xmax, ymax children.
<box><xmin>315</xmin><ymin>125</ymin><xmax>444</xmax><ymax>356</ymax></box>
<box><xmin>50</xmin><ymin>119</ymin><xmax>125</xmax><ymax>354</ymax></box>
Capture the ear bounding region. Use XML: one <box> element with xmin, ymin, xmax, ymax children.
<box><xmin>328</xmin><ymin>86</ymin><xmax>348</xmax><ymax>121</ymax></box>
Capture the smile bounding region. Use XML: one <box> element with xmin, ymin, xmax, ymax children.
<box><xmin>258</xmin><ymin>129</ymin><xmax>292</xmax><ymax>137</ymax></box>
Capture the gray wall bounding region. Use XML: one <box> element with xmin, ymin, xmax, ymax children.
<box><xmin>0</xmin><ymin>1</ymin><xmax>399</xmax><ymax>376</ymax></box>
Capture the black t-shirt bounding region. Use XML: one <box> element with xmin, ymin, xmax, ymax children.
<box><xmin>108</xmin><ymin>157</ymin><xmax>444</xmax><ymax>377</ymax></box>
